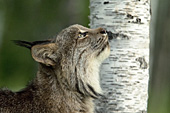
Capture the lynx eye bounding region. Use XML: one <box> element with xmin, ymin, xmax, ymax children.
<box><xmin>78</xmin><ymin>32</ymin><xmax>88</xmax><ymax>38</ymax></box>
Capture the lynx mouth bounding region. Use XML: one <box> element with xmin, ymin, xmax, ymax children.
<box><xmin>97</xmin><ymin>41</ymin><xmax>109</xmax><ymax>57</ymax></box>
<box><xmin>96</xmin><ymin>36</ymin><xmax>109</xmax><ymax>57</ymax></box>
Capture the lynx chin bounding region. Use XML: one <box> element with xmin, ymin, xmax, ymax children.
<box><xmin>0</xmin><ymin>24</ymin><xmax>110</xmax><ymax>113</ymax></box>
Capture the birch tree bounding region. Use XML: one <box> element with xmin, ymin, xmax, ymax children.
<box><xmin>89</xmin><ymin>0</ymin><xmax>151</xmax><ymax>112</ymax></box>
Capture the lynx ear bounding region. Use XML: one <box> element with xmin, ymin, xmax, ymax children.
<box><xmin>31</xmin><ymin>43</ymin><xmax>57</xmax><ymax>66</ymax></box>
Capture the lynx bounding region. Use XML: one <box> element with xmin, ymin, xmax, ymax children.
<box><xmin>0</xmin><ymin>24</ymin><xmax>110</xmax><ymax>113</ymax></box>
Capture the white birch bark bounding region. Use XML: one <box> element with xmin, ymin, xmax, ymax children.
<box><xmin>89</xmin><ymin>0</ymin><xmax>150</xmax><ymax>112</ymax></box>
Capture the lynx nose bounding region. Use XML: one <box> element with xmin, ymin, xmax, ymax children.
<box><xmin>96</xmin><ymin>27</ymin><xmax>106</xmax><ymax>34</ymax></box>
<box><xmin>93</xmin><ymin>27</ymin><xmax>107</xmax><ymax>36</ymax></box>
<box><xmin>100</xmin><ymin>29</ymin><xmax>107</xmax><ymax>34</ymax></box>
<box><xmin>96</xmin><ymin>28</ymin><xmax>107</xmax><ymax>35</ymax></box>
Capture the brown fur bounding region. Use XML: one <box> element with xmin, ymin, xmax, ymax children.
<box><xmin>0</xmin><ymin>24</ymin><xmax>110</xmax><ymax>113</ymax></box>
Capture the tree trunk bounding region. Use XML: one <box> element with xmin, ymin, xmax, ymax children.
<box><xmin>0</xmin><ymin>4</ymin><xmax>4</xmax><ymax>46</ymax></box>
<box><xmin>89</xmin><ymin>0</ymin><xmax>150</xmax><ymax>112</ymax></box>
<box><xmin>148</xmin><ymin>0</ymin><xmax>170</xmax><ymax>113</ymax></box>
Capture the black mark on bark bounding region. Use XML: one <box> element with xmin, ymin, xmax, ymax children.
<box><xmin>150</xmin><ymin>8</ymin><xmax>152</xmax><ymax>15</ymax></box>
<box><xmin>136</xmin><ymin>57</ymin><xmax>148</xmax><ymax>69</ymax></box>
<box><xmin>126</xmin><ymin>14</ymin><xmax>143</xmax><ymax>24</ymax></box>
<box><xmin>127</xmin><ymin>13</ymin><xmax>134</xmax><ymax>19</ymax></box>
<box><xmin>106</xmin><ymin>31</ymin><xmax>130</xmax><ymax>40</ymax></box>
<box><xmin>104</xmin><ymin>1</ymin><xmax>109</xmax><ymax>4</ymax></box>
<box><xmin>136</xmin><ymin>18</ymin><xmax>141</xmax><ymax>24</ymax></box>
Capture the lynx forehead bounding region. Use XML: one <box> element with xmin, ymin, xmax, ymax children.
<box><xmin>0</xmin><ymin>24</ymin><xmax>110</xmax><ymax>113</ymax></box>
<box><xmin>55</xmin><ymin>24</ymin><xmax>110</xmax><ymax>61</ymax></box>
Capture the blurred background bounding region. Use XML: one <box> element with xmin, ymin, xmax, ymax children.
<box><xmin>0</xmin><ymin>0</ymin><xmax>169</xmax><ymax>113</ymax></box>
<box><xmin>0</xmin><ymin>0</ymin><xmax>89</xmax><ymax>90</ymax></box>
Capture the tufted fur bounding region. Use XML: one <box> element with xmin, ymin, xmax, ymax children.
<box><xmin>0</xmin><ymin>24</ymin><xmax>110</xmax><ymax>113</ymax></box>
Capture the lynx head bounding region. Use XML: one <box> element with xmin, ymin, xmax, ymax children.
<box><xmin>15</xmin><ymin>24</ymin><xmax>110</xmax><ymax>98</ymax></box>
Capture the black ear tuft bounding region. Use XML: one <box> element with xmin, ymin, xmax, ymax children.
<box><xmin>13</xmin><ymin>39</ymin><xmax>55</xmax><ymax>49</ymax></box>
<box><xmin>13</xmin><ymin>40</ymin><xmax>33</xmax><ymax>49</ymax></box>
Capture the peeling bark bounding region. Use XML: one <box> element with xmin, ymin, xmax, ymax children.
<box><xmin>89</xmin><ymin>0</ymin><xmax>150</xmax><ymax>112</ymax></box>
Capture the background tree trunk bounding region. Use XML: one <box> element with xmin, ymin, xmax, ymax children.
<box><xmin>0</xmin><ymin>1</ymin><xmax>4</xmax><ymax>46</ymax></box>
<box><xmin>148</xmin><ymin>0</ymin><xmax>170</xmax><ymax>113</ymax></box>
<box><xmin>89</xmin><ymin>0</ymin><xmax>150</xmax><ymax>112</ymax></box>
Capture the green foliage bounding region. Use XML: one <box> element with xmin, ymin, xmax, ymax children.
<box><xmin>0</xmin><ymin>0</ymin><xmax>89</xmax><ymax>91</ymax></box>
